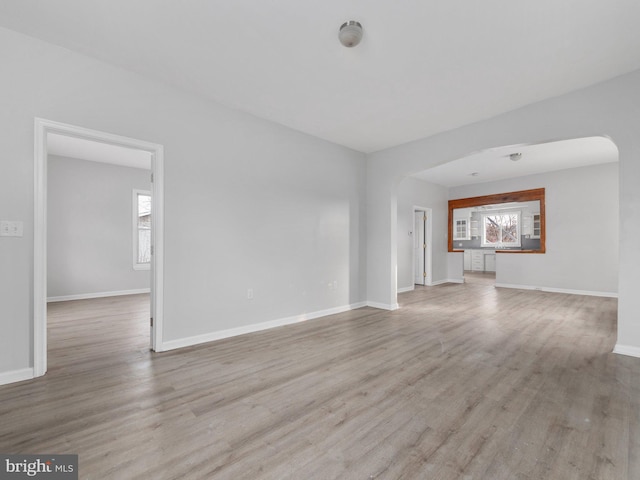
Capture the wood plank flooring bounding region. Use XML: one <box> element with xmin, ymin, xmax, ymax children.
<box><xmin>463</xmin><ymin>271</ymin><xmax>496</xmax><ymax>286</ymax></box>
<box><xmin>1</xmin><ymin>285</ymin><xmax>638</xmax><ymax>479</ymax></box>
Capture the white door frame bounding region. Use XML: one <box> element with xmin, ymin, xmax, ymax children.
<box><xmin>412</xmin><ymin>206</ymin><xmax>433</xmax><ymax>286</ymax></box>
<box><xmin>33</xmin><ymin>118</ymin><xmax>165</xmax><ymax>377</ymax></box>
<box><xmin>414</xmin><ymin>210</ymin><xmax>426</xmax><ymax>285</ymax></box>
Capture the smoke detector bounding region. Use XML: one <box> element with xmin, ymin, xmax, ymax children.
<box><xmin>339</xmin><ymin>21</ymin><xmax>363</xmax><ymax>47</ymax></box>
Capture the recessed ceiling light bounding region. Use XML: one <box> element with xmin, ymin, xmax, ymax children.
<box><xmin>509</xmin><ymin>152</ymin><xmax>522</xmax><ymax>162</ymax></box>
<box><xmin>469</xmin><ymin>172</ymin><xmax>479</xmax><ymax>176</ymax></box>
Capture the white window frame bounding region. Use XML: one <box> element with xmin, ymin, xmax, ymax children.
<box><xmin>133</xmin><ymin>189</ymin><xmax>151</xmax><ymax>270</ymax></box>
<box><xmin>481</xmin><ymin>210</ymin><xmax>522</xmax><ymax>248</ymax></box>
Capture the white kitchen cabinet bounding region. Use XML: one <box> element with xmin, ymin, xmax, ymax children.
<box><xmin>471</xmin><ymin>250</ymin><xmax>485</xmax><ymax>271</ymax></box>
<box><xmin>532</xmin><ymin>214</ymin><xmax>541</xmax><ymax>239</ymax></box>
<box><xmin>522</xmin><ymin>212</ymin><xmax>541</xmax><ymax>239</ymax></box>
<box><xmin>470</xmin><ymin>219</ymin><xmax>479</xmax><ymax>238</ymax></box>
<box><xmin>453</xmin><ymin>218</ymin><xmax>470</xmax><ymax>240</ymax></box>
<box><xmin>484</xmin><ymin>253</ymin><xmax>496</xmax><ymax>272</ymax></box>
<box><xmin>463</xmin><ymin>250</ymin><xmax>472</xmax><ymax>270</ymax></box>
<box><xmin>453</xmin><ymin>209</ymin><xmax>471</xmax><ymax>240</ymax></box>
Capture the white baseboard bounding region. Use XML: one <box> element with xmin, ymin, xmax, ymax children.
<box><xmin>613</xmin><ymin>344</ymin><xmax>640</xmax><ymax>358</ymax></box>
<box><xmin>444</xmin><ymin>278</ymin><xmax>464</xmax><ymax>284</ymax></box>
<box><xmin>399</xmin><ymin>279</ymin><xmax>460</xmax><ymax>288</ymax></box>
<box><xmin>494</xmin><ymin>283</ymin><xmax>617</xmax><ymax>298</ymax></box>
<box><xmin>47</xmin><ymin>288</ymin><xmax>151</xmax><ymax>303</ymax></box>
<box><xmin>161</xmin><ymin>302</ymin><xmax>368</xmax><ymax>351</ymax></box>
<box><xmin>366</xmin><ymin>301</ymin><xmax>399</xmax><ymax>311</ymax></box>
<box><xmin>0</xmin><ymin>367</ymin><xmax>34</xmax><ymax>386</ymax></box>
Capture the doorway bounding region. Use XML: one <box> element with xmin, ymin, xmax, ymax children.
<box><xmin>33</xmin><ymin>118</ymin><xmax>165</xmax><ymax>377</ymax></box>
<box><xmin>414</xmin><ymin>211</ymin><xmax>426</xmax><ymax>285</ymax></box>
<box><xmin>412</xmin><ymin>207</ymin><xmax>432</xmax><ymax>286</ymax></box>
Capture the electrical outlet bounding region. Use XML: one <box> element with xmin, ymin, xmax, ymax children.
<box><xmin>247</xmin><ymin>288</ymin><xmax>254</xmax><ymax>299</ymax></box>
<box><xmin>333</xmin><ymin>280</ymin><xmax>338</xmax><ymax>290</ymax></box>
<box><xmin>0</xmin><ymin>221</ymin><xmax>23</xmax><ymax>237</ymax></box>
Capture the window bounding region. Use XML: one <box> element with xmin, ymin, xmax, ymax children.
<box><xmin>133</xmin><ymin>190</ymin><xmax>151</xmax><ymax>270</ymax></box>
<box><xmin>482</xmin><ymin>211</ymin><xmax>520</xmax><ymax>248</ymax></box>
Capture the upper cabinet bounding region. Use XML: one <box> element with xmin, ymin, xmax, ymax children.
<box><xmin>453</xmin><ymin>209</ymin><xmax>471</xmax><ymax>240</ymax></box>
<box><xmin>532</xmin><ymin>213</ymin><xmax>541</xmax><ymax>239</ymax></box>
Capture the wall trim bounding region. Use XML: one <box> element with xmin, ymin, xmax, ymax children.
<box><xmin>161</xmin><ymin>302</ymin><xmax>368</xmax><ymax>351</ymax></box>
<box><xmin>47</xmin><ymin>288</ymin><xmax>151</xmax><ymax>303</ymax></box>
<box><xmin>613</xmin><ymin>344</ymin><xmax>640</xmax><ymax>358</ymax></box>
<box><xmin>397</xmin><ymin>279</ymin><xmax>460</xmax><ymax>290</ymax></box>
<box><xmin>0</xmin><ymin>368</ymin><xmax>34</xmax><ymax>386</ymax></box>
<box><xmin>494</xmin><ymin>282</ymin><xmax>618</xmax><ymax>298</ymax></box>
<box><xmin>367</xmin><ymin>301</ymin><xmax>400</xmax><ymax>311</ymax></box>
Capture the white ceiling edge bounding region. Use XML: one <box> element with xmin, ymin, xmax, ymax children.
<box><xmin>47</xmin><ymin>133</ymin><xmax>152</xmax><ymax>170</ymax></box>
<box><xmin>411</xmin><ymin>136</ymin><xmax>619</xmax><ymax>188</ymax></box>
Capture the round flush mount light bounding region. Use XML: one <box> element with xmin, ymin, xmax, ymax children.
<box><xmin>339</xmin><ymin>21</ymin><xmax>363</xmax><ymax>47</ymax></box>
<box><xmin>509</xmin><ymin>152</ymin><xmax>523</xmax><ymax>162</ymax></box>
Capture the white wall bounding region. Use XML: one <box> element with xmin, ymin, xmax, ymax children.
<box><xmin>396</xmin><ymin>177</ymin><xmax>448</xmax><ymax>290</ymax></box>
<box><xmin>47</xmin><ymin>155</ymin><xmax>151</xmax><ymax>299</ymax></box>
<box><xmin>450</xmin><ymin>162</ymin><xmax>619</xmax><ymax>295</ymax></box>
<box><xmin>367</xmin><ymin>69</ymin><xmax>640</xmax><ymax>354</ymax></box>
<box><xmin>0</xmin><ymin>27</ymin><xmax>366</xmax><ymax>379</ymax></box>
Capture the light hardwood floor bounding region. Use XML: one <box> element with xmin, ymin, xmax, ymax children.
<box><xmin>463</xmin><ymin>271</ymin><xmax>496</xmax><ymax>286</ymax></box>
<box><xmin>1</xmin><ymin>285</ymin><xmax>638</xmax><ymax>479</ymax></box>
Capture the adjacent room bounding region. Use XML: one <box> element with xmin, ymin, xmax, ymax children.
<box><xmin>1</xmin><ymin>2</ymin><xmax>639</xmax><ymax>479</ymax></box>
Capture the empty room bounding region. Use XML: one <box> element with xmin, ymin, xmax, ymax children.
<box><xmin>1</xmin><ymin>2</ymin><xmax>639</xmax><ymax>479</ymax></box>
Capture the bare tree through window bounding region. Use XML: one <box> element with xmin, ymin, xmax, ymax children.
<box><xmin>483</xmin><ymin>213</ymin><xmax>520</xmax><ymax>247</ymax></box>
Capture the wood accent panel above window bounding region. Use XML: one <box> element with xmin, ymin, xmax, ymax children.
<box><xmin>448</xmin><ymin>188</ymin><xmax>545</xmax><ymax>253</ymax></box>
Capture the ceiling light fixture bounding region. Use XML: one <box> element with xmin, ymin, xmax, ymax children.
<box><xmin>509</xmin><ymin>152</ymin><xmax>522</xmax><ymax>162</ymax></box>
<box><xmin>339</xmin><ymin>21</ymin><xmax>363</xmax><ymax>47</ymax></box>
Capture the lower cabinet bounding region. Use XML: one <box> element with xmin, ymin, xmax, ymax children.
<box><xmin>463</xmin><ymin>250</ymin><xmax>472</xmax><ymax>270</ymax></box>
<box><xmin>471</xmin><ymin>250</ymin><xmax>485</xmax><ymax>271</ymax></box>
<box><xmin>465</xmin><ymin>250</ymin><xmax>496</xmax><ymax>272</ymax></box>
<box><xmin>484</xmin><ymin>253</ymin><xmax>496</xmax><ymax>272</ymax></box>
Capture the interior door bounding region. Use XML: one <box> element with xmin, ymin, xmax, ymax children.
<box><xmin>414</xmin><ymin>211</ymin><xmax>426</xmax><ymax>285</ymax></box>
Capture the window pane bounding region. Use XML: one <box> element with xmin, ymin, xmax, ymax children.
<box><xmin>138</xmin><ymin>229</ymin><xmax>151</xmax><ymax>264</ymax></box>
<box><xmin>138</xmin><ymin>194</ymin><xmax>151</xmax><ymax>217</ymax></box>
<box><xmin>500</xmin><ymin>214</ymin><xmax>518</xmax><ymax>244</ymax></box>
<box><xmin>138</xmin><ymin>214</ymin><xmax>151</xmax><ymax>229</ymax></box>
<box><xmin>136</xmin><ymin>193</ymin><xmax>151</xmax><ymax>264</ymax></box>
<box><xmin>484</xmin><ymin>216</ymin><xmax>500</xmax><ymax>244</ymax></box>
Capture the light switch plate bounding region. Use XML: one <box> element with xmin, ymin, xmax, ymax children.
<box><xmin>0</xmin><ymin>221</ymin><xmax>24</xmax><ymax>237</ymax></box>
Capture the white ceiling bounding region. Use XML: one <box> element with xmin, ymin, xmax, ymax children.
<box><xmin>47</xmin><ymin>133</ymin><xmax>152</xmax><ymax>170</ymax></box>
<box><xmin>1</xmin><ymin>1</ymin><xmax>640</xmax><ymax>154</ymax></box>
<box><xmin>411</xmin><ymin>136</ymin><xmax>619</xmax><ymax>187</ymax></box>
